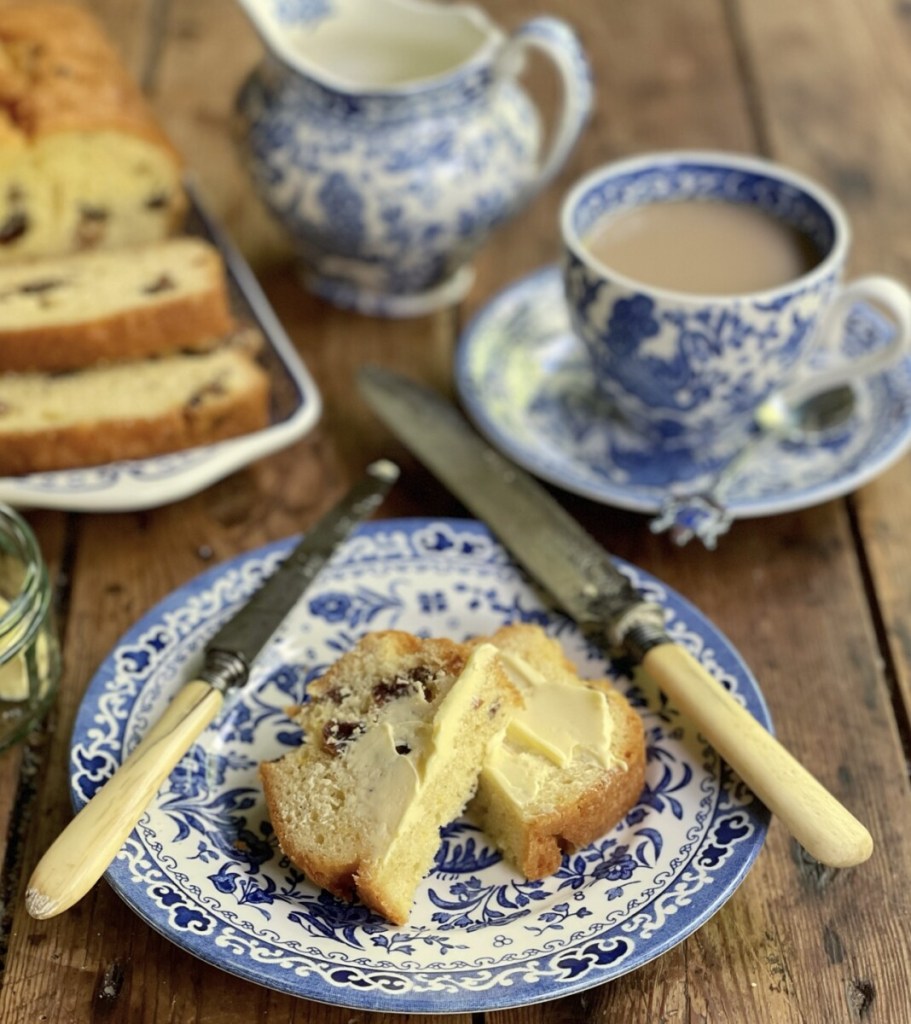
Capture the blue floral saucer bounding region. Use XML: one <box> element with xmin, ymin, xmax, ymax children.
<box><xmin>455</xmin><ymin>266</ymin><xmax>911</xmax><ymax>517</ymax></box>
<box><xmin>71</xmin><ymin>518</ymin><xmax>769</xmax><ymax>1012</ymax></box>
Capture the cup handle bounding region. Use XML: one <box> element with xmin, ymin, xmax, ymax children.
<box><xmin>781</xmin><ymin>275</ymin><xmax>911</xmax><ymax>404</ymax></box>
<box><xmin>500</xmin><ymin>17</ymin><xmax>593</xmax><ymax>196</ymax></box>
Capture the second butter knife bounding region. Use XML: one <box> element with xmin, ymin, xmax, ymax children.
<box><xmin>358</xmin><ymin>365</ymin><xmax>873</xmax><ymax>869</ymax></box>
<box><xmin>25</xmin><ymin>459</ymin><xmax>400</xmax><ymax>920</ymax></box>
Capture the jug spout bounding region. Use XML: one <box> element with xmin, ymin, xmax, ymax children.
<box><xmin>234</xmin><ymin>0</ymin><xmax>502</xmax><ymax>93</ymax></box>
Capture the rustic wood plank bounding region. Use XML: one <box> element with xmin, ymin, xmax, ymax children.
<box><xmin>773</xmin><ymin>0</ymin><xmax>911</xmax><ymax>743</ymax></box>
<box><xmin>727</xmin><ymin>1</ymin><xmax>911</xmax><ymax>1021</ymax></box>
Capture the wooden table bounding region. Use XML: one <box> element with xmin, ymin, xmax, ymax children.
<box><xmin>2</xmin><ymin>0</ymin><xmax>910</xmax><ymax>1020</ymax></box>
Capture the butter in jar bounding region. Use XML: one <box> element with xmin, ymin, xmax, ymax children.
<box><xmin>0</xmin><ymin>506</ymin><xmax>60</xmax><ymax>752</ymax></box>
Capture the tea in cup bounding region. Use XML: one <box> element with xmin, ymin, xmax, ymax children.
<box><xmin>561</xmin><ymin>151</ymin><xmax>911</xmax><ymax>468</ymax></box>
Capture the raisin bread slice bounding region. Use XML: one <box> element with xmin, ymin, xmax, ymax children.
<box><xmin>469</xmin><ymin>624</ymin><xmax>646</xmax><ymax>879</ymax></box>
<box><xmin>260</xmin><ymin>631</ymin><xmax>522</xmax><ymax>925</ymax></box>
<box><xmin>0</xmin><ymin>237</ymin><xmax>234</xmax><ymax>372</ymax></box>
<box><xmin>0</xmin><ymin>333</ymin><xmax>270</xmax><ymax>475</ymax></box>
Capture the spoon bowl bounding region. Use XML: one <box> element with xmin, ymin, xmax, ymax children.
<box><xmin>755</xmin><ymin>383</ymin><xmax>857</xmax><ymax>436</ymax></box>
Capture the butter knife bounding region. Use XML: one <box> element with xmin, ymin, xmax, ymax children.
<box><xmin>358</xmin><ymin>365</ymin><xmax>873</xmax><ymax>869</ymax></box>
<box><xmin>26</xmin><ymin>459</ymin><xmax>400</xmax><ymax>919</ymax></box>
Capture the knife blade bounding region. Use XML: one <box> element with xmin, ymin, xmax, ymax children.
<box><xmin>25</xmin><ymin>459</ymin><xmax>399</xmax><ymax>920</ymax></box>
<box><xmin>358</xmin><ymin>365</ymin><xmax>873</xmax><ymax>869</ymax></box>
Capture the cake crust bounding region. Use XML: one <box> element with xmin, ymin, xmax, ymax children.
<box><xmin>0</xmin><ymin>4</ymin><xmax>182</xmax><ymax>152</ymax></box>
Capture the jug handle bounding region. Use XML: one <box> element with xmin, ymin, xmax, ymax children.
<box><xmin>499</xmin><ymin>17</ymin><xmax>594</xmax><ymax>196</ymax></box>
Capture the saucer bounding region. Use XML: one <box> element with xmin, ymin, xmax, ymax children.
<box><xmin>455</xmin><ymin>266</ymin><xmax>911</xmax><ymax>518</ymax></box>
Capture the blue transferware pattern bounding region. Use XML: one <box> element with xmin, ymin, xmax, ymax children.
<box><xmin>234</xmin><ymin>0</ymin><xmax>592</xmax><ymax>315</ymax></box>
<box><xmin>563</xmin><ymin>156</ymin><xmax>846</xmax><ymax>461</ymax></box>
<box><xmin>456</xmin><ymin>266</ymin><xmax>911</xmax><ymax>517</ymax></box>
<box><xmin>71</xmin><ymin>518</ymin><xmax>769</xmax><ymax>1013</ymax></box>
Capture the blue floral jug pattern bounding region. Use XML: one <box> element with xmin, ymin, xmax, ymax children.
<box><xmin>234</xmin><ymin>0</ymin><xmax>592</xmax><ymax>315</ymax></box>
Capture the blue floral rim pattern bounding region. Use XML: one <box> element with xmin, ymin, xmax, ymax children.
<box><xmin>455</xmin><ymin>266</ymin><xmax>911</xmax><ymax>517</ymax></box>
<box><xmin>70</xmin><ymin>518</ymin><xmax>769</xmax><ymax>1012</ymax></box>
<box><xmin>567</xmin><ymin>160</ymin><xmax>836</xmax><ymax>262</ymax></box>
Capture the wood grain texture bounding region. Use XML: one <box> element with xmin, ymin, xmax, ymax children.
<box><xmin>0</xmin><ymin>0</ymin><xmax>909</xmax><ymax>1020</ymax></box>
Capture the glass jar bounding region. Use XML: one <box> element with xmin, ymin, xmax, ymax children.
<box><xmin>0</xmin><ymin>506</ymin><xmax>60</xmax><ymax>752</ymax></box>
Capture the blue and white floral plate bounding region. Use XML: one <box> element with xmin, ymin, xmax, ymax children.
<box><xmin>70</xmin><ymin>518</ymin><xmax>770</xmax><ymax>1013</ymax></box>
<box><xmin>456</xmin><ymin>266</ymin><xmax>911</xmax><ymax>517</ymax></box>
<box><xmin>0</xmin><ymin>184</ymin><xmax>322</xmax><ymax>513</ymax></box>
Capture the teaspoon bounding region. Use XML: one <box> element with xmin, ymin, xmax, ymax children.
<box><xmin>650</xmin><ymin>384</ymin><xmax>857</xmax><ymax>548</ymax></box>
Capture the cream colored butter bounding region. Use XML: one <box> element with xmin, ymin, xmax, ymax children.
<box><xmin>345</xmin><ymin>720</ymin><xmax>421</xmax><ymax>849</ymax></box>
<box><xmin>431</xmin><ymin>644</ymin><xmax>499</xmax><ymax>751</ymax></box>
<box><xmin>347</xmin><ymin>644</ymin><xmax>501</xmax><ymax>861</ymax></box>
<box><xmin>484</xmin><ymin>743</ymin><xmax>544</xmax><ymax>803</ymax></box>
<box><xmin>483</xmin><ymin>650</ymin><xmax>624</xmax><ymax>806</ymax></box>
<box><xmin>499</xmin><ymin>651</ymin><xmax>614</xmax><ymax>768</ymax></box>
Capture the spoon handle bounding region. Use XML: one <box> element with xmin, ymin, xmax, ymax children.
<box><xmin>642</xmin><ymin>644</ymin><xmax>874</xmax><ymax>867</ymax></box>
<box><xmin>649</xmin><ymin>428</ymin><xmax>771</xmax><ymax>548</ymax></box>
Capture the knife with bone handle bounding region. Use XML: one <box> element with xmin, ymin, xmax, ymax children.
<box><xmin>25</xmin><ymin>459</ymin><xmax>400</xmax><ymax>919</ymax></box>
<box><xmin>357</xmin><ymin>365</ymin><xmax>873</xmax><ymax>869</ymax></box>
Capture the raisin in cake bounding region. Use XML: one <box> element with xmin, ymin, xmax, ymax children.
<box><xmin>260</xmin><ymin>631</ymin><xmax>522</xmax><ymax>925</ymax></box>
<box><xmin>0</xmin><ymin>4</ymin><xmax>186</xmax><ymax>262</ymax></box>
<box><xmin>469</xmin><ymin>624</ymin><xmax>646</xmax><ymax>879</ymax></box>
<box><xmin>0</xmin><ymin>237</ymin><xmax>235</xmax><ymax>372</ymax></box>
<box><xmin>0</xmin><ymin>333</ymin><xmax>270</xmax><ymax>475</ymax></box>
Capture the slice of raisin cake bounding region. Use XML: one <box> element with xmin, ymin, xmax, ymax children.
<box><xmin>468</xmin><ymin>624</ymin><xmax>646</xmax><ymax>879</ymax></box>
<box><xmin>0</xmin><ymin>237</ymin><xmax>234</xmax><ymax>373</ymax></box>
<box><xmin>260</xmin><ymin>631</ymin><xmax>522</xmax><ymax>925</ymax></box>
<box><xmin>0</xmin><ymin>332</ymin><xmax>270</xmax><ymax>474</ymax></box>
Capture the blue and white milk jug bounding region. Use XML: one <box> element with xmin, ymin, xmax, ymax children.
<box><xmin>234</xmin><ymin>0</ymin><xmax>592</xmax><ymax>315</ymax></box>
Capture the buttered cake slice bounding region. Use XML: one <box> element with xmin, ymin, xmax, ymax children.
<box><xmin>469</xmin><ymin>624</ymin><xmax>646</xmax><ymax>879</ymax></box>
<box><xmin>260</xmin><ymin>631</ymin><xmax>522</xmax><ymax>926</ymax></box>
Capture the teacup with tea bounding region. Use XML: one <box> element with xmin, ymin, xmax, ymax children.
<box><xmin>561</xmin><ymin>151</ymin><xmax>911</xmax><ymax>467</ymax></box>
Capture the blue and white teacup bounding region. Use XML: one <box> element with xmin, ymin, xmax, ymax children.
<box><xmin>561</xmin><ymin>151</ymin><xmax>911</xmax><ymax>468</ymax></box>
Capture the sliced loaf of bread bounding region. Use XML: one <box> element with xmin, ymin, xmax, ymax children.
<box><xmin>0</xmin><ymin>237</ymin><xmax>235</xmax><ymax>372</ymax></box>
<box><xmin>469</xmin><ymin>624</ymin><xmax>646</xmax><ymax>879</ymax></box>
<box><xmin>0</xmin><ymin>3</ymin><xmax>186</xmax><ymax>263</ymax></box>
<box><xmin>0</xmin><ymin>333</ymin><xmax>270</xmax><ymax>475</ymax></box>
<box><xmin>260</xmin><ymin>631</ymin><xmax>522</xmax><ymax>925</ymax></box>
